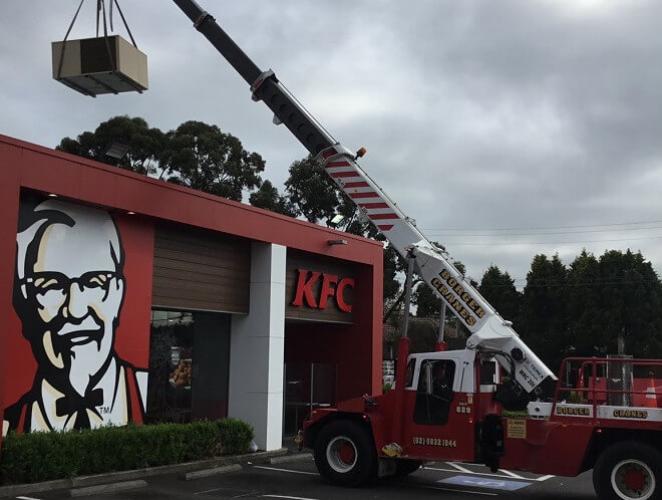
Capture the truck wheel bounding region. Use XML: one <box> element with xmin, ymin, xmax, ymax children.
<box><xmin>314</xmin><ymin>420</ymin><xmax>377</xmax><ymax>487</ymax></box>
<box><xmin>393</xmin><ymin>459</ymin><xmax>422</xmax><ymax>477</ymax></box>
<box><xmin>593</xmin><ymin>441</ymin><xmax>661</xmax><ymax>500</ymax></box>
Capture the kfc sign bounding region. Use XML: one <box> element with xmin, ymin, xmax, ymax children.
<box><xmin>291</xmin><ymin>269</ymin><xmax>354</xmax><ymax>313</ymax></box>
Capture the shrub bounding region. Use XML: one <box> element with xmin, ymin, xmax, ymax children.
<box><xmin>0</xmin><ymin>419</ymin><xmax>253</xmax><ymax>485</ymax></box>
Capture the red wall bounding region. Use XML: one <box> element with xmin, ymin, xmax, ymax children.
<box><xmin>285</xmin><ymin>264</ymin><xmax>383</xmax><ymax>400</ymax></box>
<box><xmin>113</xmin><ymin>216</ymin><xmax>154</xmax><ymax>368</ymax></box>
<box><xmin>0</xmin><ymin>135</ymin><xmax>382</xmax><ymax>266</ymax></box>
<box><xmin>0</xmin><ymin>135</ymin><xmax>383</xmax><ymax>451</ymax></box>
<box><xmin>0</xmin><ymin>145</ymin><xmax>20</xmax><ymax>451</ymax></box>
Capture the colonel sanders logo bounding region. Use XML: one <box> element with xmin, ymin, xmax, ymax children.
<box><xmin>2</xmin><ymin>199</ymin><xmax>147</xmax><ymax>436</ymax></box>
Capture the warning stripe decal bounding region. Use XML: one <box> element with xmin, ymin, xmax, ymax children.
<box><xmin>326</xmin><ymin>161</ymin><xmax>351</xmax><ymax>168</ymax></box>
<box><xmin>350</xmin><ymin>192</ymin><xmax>379</xmax><ymax>199</ymax></box>
<box><xmin>369</xmin><ymin>213</ymin><xmax>399</xmax><ymax>220</ymax></box>
<box><xmin>321</xmin><ymin>151</ymin><xmax>400</xmax><ymax>232</ymax></box>
<box><xmin>330</xmin><ymin>171</ymin><xmax>359</xmax><ymax>178</ymax></box>
<box><xmin>344</xmin><ymin>181</ymin><xmax>370</xmax><ymax>188</ymax></box>
<box><xmin>359</xmin><ymin>202</ymin><xmax>389</xmax><ymax>209</ymax></box>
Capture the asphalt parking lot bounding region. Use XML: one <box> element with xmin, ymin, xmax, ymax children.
<box><xmin>23</xmin><ymin>455</ymin><xmax>597</xmax><ymax>500</ymax></box>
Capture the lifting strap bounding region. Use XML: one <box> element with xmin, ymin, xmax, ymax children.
<box><xmin>112</xmin><ymin>0</ymin><xmax>138</xmax><ymax>48</ymax></box>
<box><xmin>97</xmin><ymin>0</ymin><xmax>116</xmax><ymax>71</ymax></box>
<box><xmin>56</xmin><ymin>0</ymin><xmax>85</xmax><ymax>79</ymax></box>
<box><xmin>57</xmin><ymin>0</ymin><xmax>140</xmax><ymax>79</ymax></box>
<box><xmin>97</xmin><ymin>0</ymin><xmax>139</xmax><ymax>48</ymax></box>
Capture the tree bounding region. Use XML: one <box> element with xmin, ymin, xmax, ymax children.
<box><xmin>478</xmin><ymin>265</ymin><xmax>521</xmax><ymax>322</ymax></box>
<box><xmin>249</xmin><ymin>180</ymin><xmax>296</xmax><ymax>217</ymax></box>
<box><xmin>284</xmin><ymin>155</ymin><xmax>345</xmax><ymax>225</ymax></box>
<box><xmin>283</xmin><ymin>154</ymin><xmax>403</xmax><ymax>303</ymax></box>
<box><xmin>406</xmin><ymin>318</ymin><xmax>439</xmax><ymax>353</ymax></box>
<box><xmin>565</xmin><ymin>250</ymin><xmax>602</xmax><ymax>356</ymax></box>
<box><xmin>414</xmin><ymin>282</ymin><xmax>440</xmax><ymax>318</ymax></box>
<box><xmin>596</xmin><ymin>249</ymin><xmax>662</xmax><ymax>357</ymax></box>
<box><xmin>57</xmin><ymin>116</ymin><xmax>164</xmax><ymax>175</ymax></box>
<box><xmin>159</xmin><ymin>121</ymin><xmax>264</xmax><ymax>201</ymax></box>
<box><xmin>518</xmin><ymin>254</ymin><xmax>569</xmax><ymax>370</ymax></box>
<box><xmin>59</xmin><ymin>117</ymin><xmax>267</xmax><ymax>202</ymax></box>
<box><xmin>382</xmin><ymin>245</ymin><xmax>402</xmax><ymax>305</ymax></box>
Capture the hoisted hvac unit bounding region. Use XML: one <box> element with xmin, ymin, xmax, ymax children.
<box><xmin>52</xmin><ymin>0</ymin><xmax>148</xmax><ymax>97</ymax></box>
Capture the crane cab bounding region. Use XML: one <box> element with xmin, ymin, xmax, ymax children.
<box><xmin>398</xmin><ymin>349</ymin><xmax>502</xmax><ymax>462</ymax></box>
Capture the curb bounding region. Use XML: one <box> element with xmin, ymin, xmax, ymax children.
<box><xmin>182</xmin><ymin>464</ymin><xmax>242</xmax><ymax>481</ymax></box>
<box><xmin>70</xmin><ymin>479</ymin><xmax>148</xmax><ymax>497</ymax></box>
<box><xmin>269</xmin><ymin>453</ymin><xmax>312</xmax><ymax>464</ymax></box>
<box><xmin>0</xmin><ymin>448</ymin><xmax>287</xmax><ymax>498</ymax></box>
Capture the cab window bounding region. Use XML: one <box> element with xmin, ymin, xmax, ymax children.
<box><xmin>405</xmin><ymin>359</ymin><xmax>416</xmax><ymax>388</ymax></box>
<box><xmin>414</xmin><ymin>359</ymin><xmax>455</xmax><ymax>425</ymax></box>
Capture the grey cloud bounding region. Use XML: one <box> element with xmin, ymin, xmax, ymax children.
<box><xmin>1</xmin><ymin>0</ymin><xmax>661</xmax><ymax>281</ymax></box>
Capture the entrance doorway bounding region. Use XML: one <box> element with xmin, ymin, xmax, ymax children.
<box><xmin>283</xmin><ymin>363</ymin><xmax>337</xmax><ymax>437</ymax></box>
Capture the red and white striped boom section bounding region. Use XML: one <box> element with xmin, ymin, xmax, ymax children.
<box><xmin>319</xmin><ymin>144</ymin><xmax>428</xmax><ymax>252</ymax></box>
<box><xmin>318</xmin><ymin>143</ymin><xmax>555</xmax><ymax>392</ymax></box>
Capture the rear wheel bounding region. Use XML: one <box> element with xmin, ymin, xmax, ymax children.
<box><xmin>314</xmin><ymin>420</ymin><xmax>377</xmax><ymax>487</ymax></box>
<box><xmin>593</xmin><ymin>441</ymin><xmax>661</xmax><ymax>500</ymax></box>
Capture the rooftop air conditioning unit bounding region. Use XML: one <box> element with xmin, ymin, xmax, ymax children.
<box><xmin>52</xmin><ymin>35</ymin><xmax>148</xmax><ymax>97</ymax></box>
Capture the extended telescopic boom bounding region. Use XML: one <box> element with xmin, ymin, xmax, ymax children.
<box><xmin>172</xmin><ymin>0</ymin><xmax>556</xmax><ymax>392</ymax></box>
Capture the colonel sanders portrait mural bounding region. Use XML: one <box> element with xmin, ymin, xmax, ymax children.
<box><xmin>2</xmin><ymin>199</ymin><xmax>148</xmax><ymax>435</ymax></box>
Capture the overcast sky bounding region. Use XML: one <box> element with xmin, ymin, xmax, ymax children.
<box><xmin>2</xmin><ymin>0</ymin><xmax>662</xmax><ymax>286</ymax></box>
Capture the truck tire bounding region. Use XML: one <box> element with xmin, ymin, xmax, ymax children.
<box><xmin>313</xmin><ymin>419</ymin><xmax>377</xmax><ymax>487</ymax></box>
<box><xmin>393</xmin><ymin>459</ymin><xmax>422</xmax><ymax>477</ymax></box>
<box><xmin>593</xmin><ymin>441</ymin><xmax>661</xmax><ymax>500</ymax></box>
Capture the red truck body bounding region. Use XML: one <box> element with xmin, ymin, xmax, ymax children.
<box><xmin>304</xmin><ymin>345</ymin><xmax>662</xmax><ymax>482</ymax></box>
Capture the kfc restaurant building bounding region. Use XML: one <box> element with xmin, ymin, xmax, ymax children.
<box><xmin>0</xmin><ymin>135</ymin><xmax>383</xmax><ymax>452</ymax></box>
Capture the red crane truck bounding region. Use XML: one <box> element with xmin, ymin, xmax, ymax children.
<box><xmin>171</xmin><ymin>2</ymin><xmax>662</xmax><ymax>498</ymax></box>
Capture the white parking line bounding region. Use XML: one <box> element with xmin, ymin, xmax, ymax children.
<box><xmin>423</xmin><ymin>465</ymin><xmax>554</xmax><ymax>482</ymax></box>
<box><xmin>194</xmin><ymin>486</ymin><xmax>260</xmax><ymax>496</ymax></box>
<box><xmin>16</xmin><ymin>497</ymin><xmax>42</xmax><ymax>500</ymax></box>
<box><xmin>248</xmin><ymin>461</ymin><xmax>550</xmax><ymax>497</ymax></box>
<box><xmin>417</xmin><ymin>485</ymin><xmax>498</xmax><ymax>496</ymax></box>
<box><xmin>447</xmin><ymin>462</ymin><xmax>474</xmax><ymax>474</ymax></box>
<box><xmin>194</xmin><ymin>487</ymin><xmax>229</xmax><ymax>495</ymax></box>
<box><xmin>262</xmin><ymin>495</ymin><xmax>319</xmax><ymax>500</ymax></box>
<box><xmin>498</xmin><ymin>468</ymin><xmax>525</xmax><ymax>479</ymax></box>
<box><xmin>253</xmin><ymin>466</ymin><xmax>318</xmax><ymax>476</ymax></box>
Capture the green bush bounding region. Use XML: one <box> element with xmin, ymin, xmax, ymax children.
<box><xmin>0</xmin><ymin>419</ymin><xmax>253</xmax><ymax>485</ymax></box>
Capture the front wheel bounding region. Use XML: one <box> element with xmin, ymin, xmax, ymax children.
<box><xmin>593</xmin><ymin>441</ymin><xmax>661</xmax><ymax>500</ymax></box>
<box><xmin>314</xmin><ymin>419</ymin><xmax>377</xmax><ymax>487</ymax></box>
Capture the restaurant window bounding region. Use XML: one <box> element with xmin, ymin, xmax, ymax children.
<box><xmin>146</xmin><ymin>310</ymin><xmax>230</xmax><ymax>423</ymax></box>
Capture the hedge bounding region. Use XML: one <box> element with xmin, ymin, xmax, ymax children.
<box><xmin>0</xmin><ymin>418</ymin><xmax>253</xmax><ymax>485</ymax></box>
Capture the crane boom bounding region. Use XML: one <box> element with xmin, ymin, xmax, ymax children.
<box><xmin>172</xmin><ymin>0</ymin><xmax>556</xmax><ymax>392</ymax></box>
